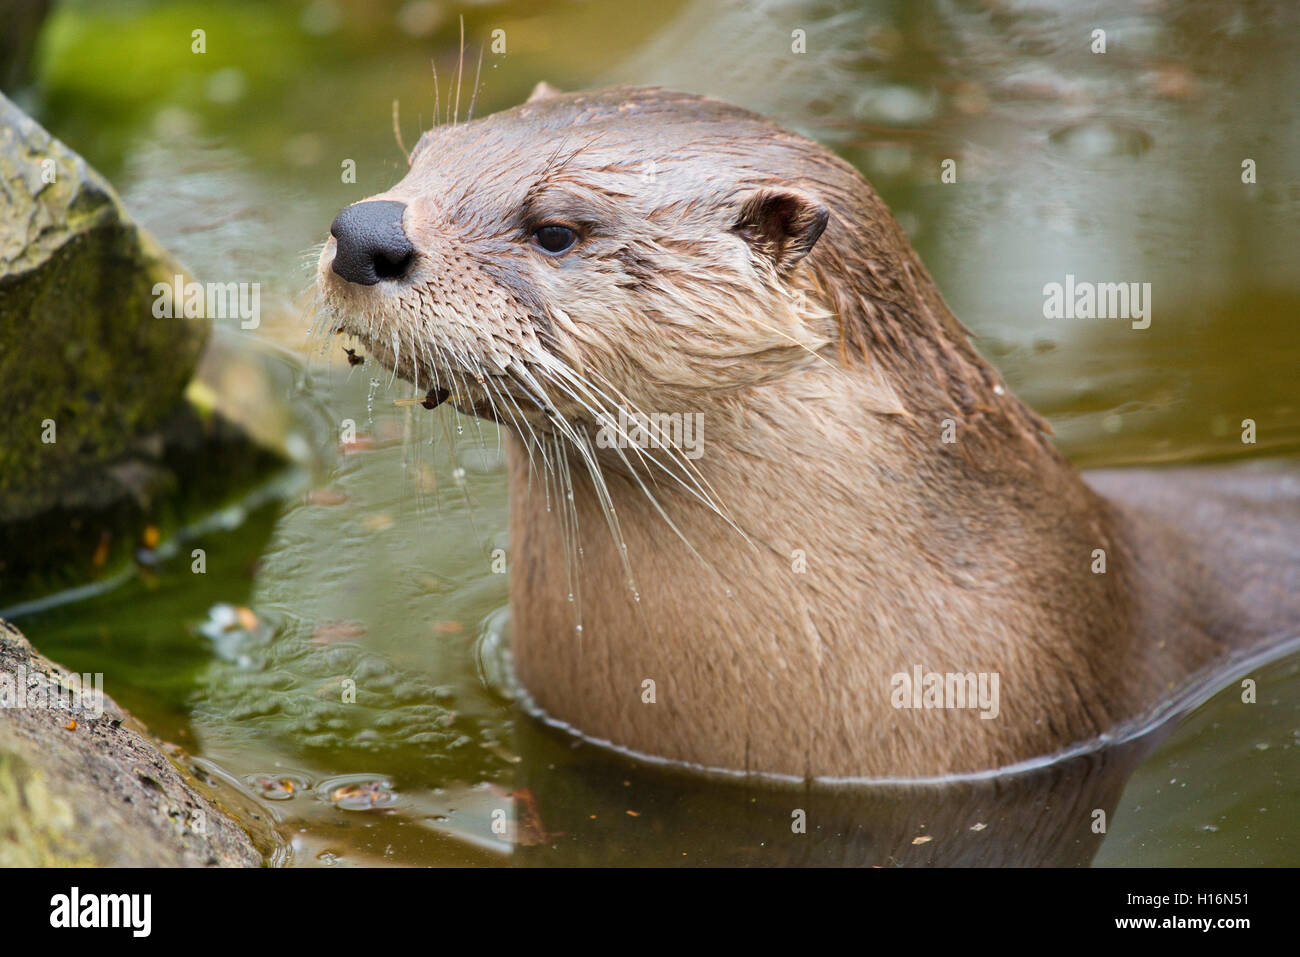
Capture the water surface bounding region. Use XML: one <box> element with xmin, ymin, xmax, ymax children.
<box><xmin>9</xmin><ymin>0</ymin><xmax>1298</xmax><ymax>865</ymax></box>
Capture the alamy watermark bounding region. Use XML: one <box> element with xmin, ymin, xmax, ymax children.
<box><xmin>595</xmin><ymin>408</ymin><xmax>704</xmax><ymax>460</ymax></box>
<box><xmin>50</xmin><ymin>887</ymin><xmax>150</xmax><ymax>937</ymax></box>
<box><xmin>890</xmin><ymin>665</ymin><xmax>999</xmax><ymax>719</ymax></box>
<box><xmin>152</xmin><ymin>274</ymin><xmax>260</xmax><ymax>329</ymax></box>
<box><xmin>1042</xmin><ymin>274</ymin><xmax>1151</xmax><ymax>330</ymax></box>
<box><xmin>0</xmin><ymin>665</ymin><xmax>104</xmax><ymax>720</ymax></box>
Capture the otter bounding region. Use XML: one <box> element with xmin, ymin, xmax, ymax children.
<box><xmin>315</xmin><ymin>84</ymin><xmax>1300</xmax><ymax>780</ymax></box>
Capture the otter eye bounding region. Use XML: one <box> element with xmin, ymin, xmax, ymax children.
<box><xmin>532</xmin><ymin>224</ymin><xmax>577</xmax><ymax>255</ymax></box>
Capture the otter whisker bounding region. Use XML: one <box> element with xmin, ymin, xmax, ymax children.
<box><xmin>481</xmin><ymin>373</ymin><xmax>550</xmax><ymax>480</ymax></box>
<box><xmin>409</xmin><ymin>331</ymin><xmax>425</xmax><ymax>396</ymax></box>
<box><xmin>453</xmin><ymin>13</ymin><xmax>465</xmax><ymax>126</ymax></box>
<box><xmin>467</xmin><ymin>44</ymin><xmax>485</xmax><ymax>122</ymax></box>
<box><xmin>392</xmin><ymin>99</ymin><xmax>408</xmax><ymax>163</ymax></box>
<box><xmin>568</xmin><ymin>423</ymin><xmax>638</xmax><ymax>599</ymax></box>
<box><xmin>431</xmin><ymin>58</ymin><xmax>441</xmax><ymax>129</ymax></box>
<box><xmin>537</xmin><ymin>354</ymin><xmax>728</xmax><ymax>579</ymax></box>
<box><xmin>526</xmin><ymin>353</ymin><xmax>714</xmax><ymax>516</ymax></box>
<box><xmin>388</xmin><ymin>330</ymin><xmax>402</xmax><ymax>391</ymax></box>
<box><xmin>556</xmin><ymin>431</ymin><xmax>583</xmax><ymax>638</ymax></box>
<box><xmin>501</xmin><ymin>360</ymin><xmax>639</xmax><ymax>597</ymax></box>
<box><xmin>535</xmin><ymin>356</ymin><xmax>745</xmax><ymax>543</ymax></box>
<box><xmin>531</xmin><ymin>359</ymin><xmax>749</xmax><ymax>573</ymax></box>
<box><xmin>442</xmin><ymin>346</ymin><xmax>493</xmax><ymax>451</ymax></box>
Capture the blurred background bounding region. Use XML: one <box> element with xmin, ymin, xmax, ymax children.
<box><xmin>1</xmin><ymin>0</ymin><xmax>1297</xmax><ymax>866</ymax></box>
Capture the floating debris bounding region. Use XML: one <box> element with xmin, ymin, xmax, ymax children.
<box><xmin>320</xmin><ymin>776</ymin><xmax>397</xmax><ymax>811</ymax></box>
<box><xmin>311</xmin><ymin>620</ymin><xmax>367</xmax><ymax>646</ymax></box>
<box><xmin>247</xmin><ymin>774</ymin><xmax>311</xmax><ymax>801</ymax></box>
<box><xmin>200</xmin><ymin>603</ymin><xmax>261</xmax><ymax>636</ymax></box>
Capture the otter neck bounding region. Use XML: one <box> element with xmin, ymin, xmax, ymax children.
<box><xmin>505</xmin><ymin>352</ymin><xmax>1151</xmax><ymax>778</ymax></box>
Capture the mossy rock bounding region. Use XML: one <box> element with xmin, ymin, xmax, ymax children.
<box><xmin>0</xmin><ymin>89</ymin><xmax>209</xmax><ymax>522</ymax></box>
<box><xmin>0</xmin><ymin>619</ymin><xmax>265</xmax><ymax>866</ymax></box>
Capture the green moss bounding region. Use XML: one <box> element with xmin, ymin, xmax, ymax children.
<box><xmin>0</xmin><ymin>755</ymin><xmax>96</xmax><ymax>867</ymax></box>
<box><xmin>0</xmin><ymin>92</ymin><xmax>208</xmax><ymax>519</ymax></box>
<box><xmin>0</xmin><ymin>223</ymin><xmax>208</xmax><ymax>511</ymax></box>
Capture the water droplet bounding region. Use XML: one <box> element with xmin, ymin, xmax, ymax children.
<box><xmin>365</xmin><ymin>378</ymin><xmax>380</xmax><ymax>426</ymax></box>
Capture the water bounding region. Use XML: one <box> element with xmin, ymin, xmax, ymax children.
<box><xmin>7</xmin><ymin>0</ymin><xmax>1298</xmax><ymax>865</ymax></box>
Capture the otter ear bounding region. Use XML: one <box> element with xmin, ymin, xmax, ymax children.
<box><xmin>527</xmin><ymin>81</ymin><xmax>563</xmax><ymax>103</ymax></box>
<box><xmin>733</xmin><ymin>188</ymin><xmax>829</xmax><ymax>272</ymax></box>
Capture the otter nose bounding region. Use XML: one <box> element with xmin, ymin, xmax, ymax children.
<box><xmin>329</xmin><ymin>200</ymin><xmax>414</xmax><ymax>285</ymax></box>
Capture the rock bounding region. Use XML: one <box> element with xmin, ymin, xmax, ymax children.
<box><xmin>0</xmin><ymin>618</ymin><xmax>264</xmax><ymax>866</ymax></box>
<box><xmin>0</xmin><ymin>89</ymin><xmax>209</xmax><ymax>523</ymax></box>
<box><xmin>0</xmin><ymin>92</ymin><xmax>286</xmax><ymax>603</ymax></box>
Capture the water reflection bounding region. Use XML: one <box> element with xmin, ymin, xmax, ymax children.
<box><xmin>505</xmin><ymin>635</ymin><xmax>1298</xmax><ymax>866</ymax></box>
<box><xmin>511</xmin><ymin>719</ymin><xmax>1154</xmax><ymax>867</ymax></box>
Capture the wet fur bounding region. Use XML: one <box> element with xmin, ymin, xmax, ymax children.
<box><xmin>317</xmin><ymin>86</ymin><xmax>1298</xmax><ymax>778</ymax></box>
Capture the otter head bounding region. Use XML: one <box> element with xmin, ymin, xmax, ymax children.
<box><xmin>316</xmin><ymin>85</ymin><xmax>849</xmax><ymax>434</ymax></box>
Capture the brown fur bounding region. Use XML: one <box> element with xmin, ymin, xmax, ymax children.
<box><xmin>317</xmin><ymin>86</ymin><xmax>1298</xmax><ymax>778</ymax></box>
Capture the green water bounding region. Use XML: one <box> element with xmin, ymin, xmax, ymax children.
<box><xmin>6</xmin><ymin>0</ymin><xmax>1299</xmax><ymax>865</ymax></box>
